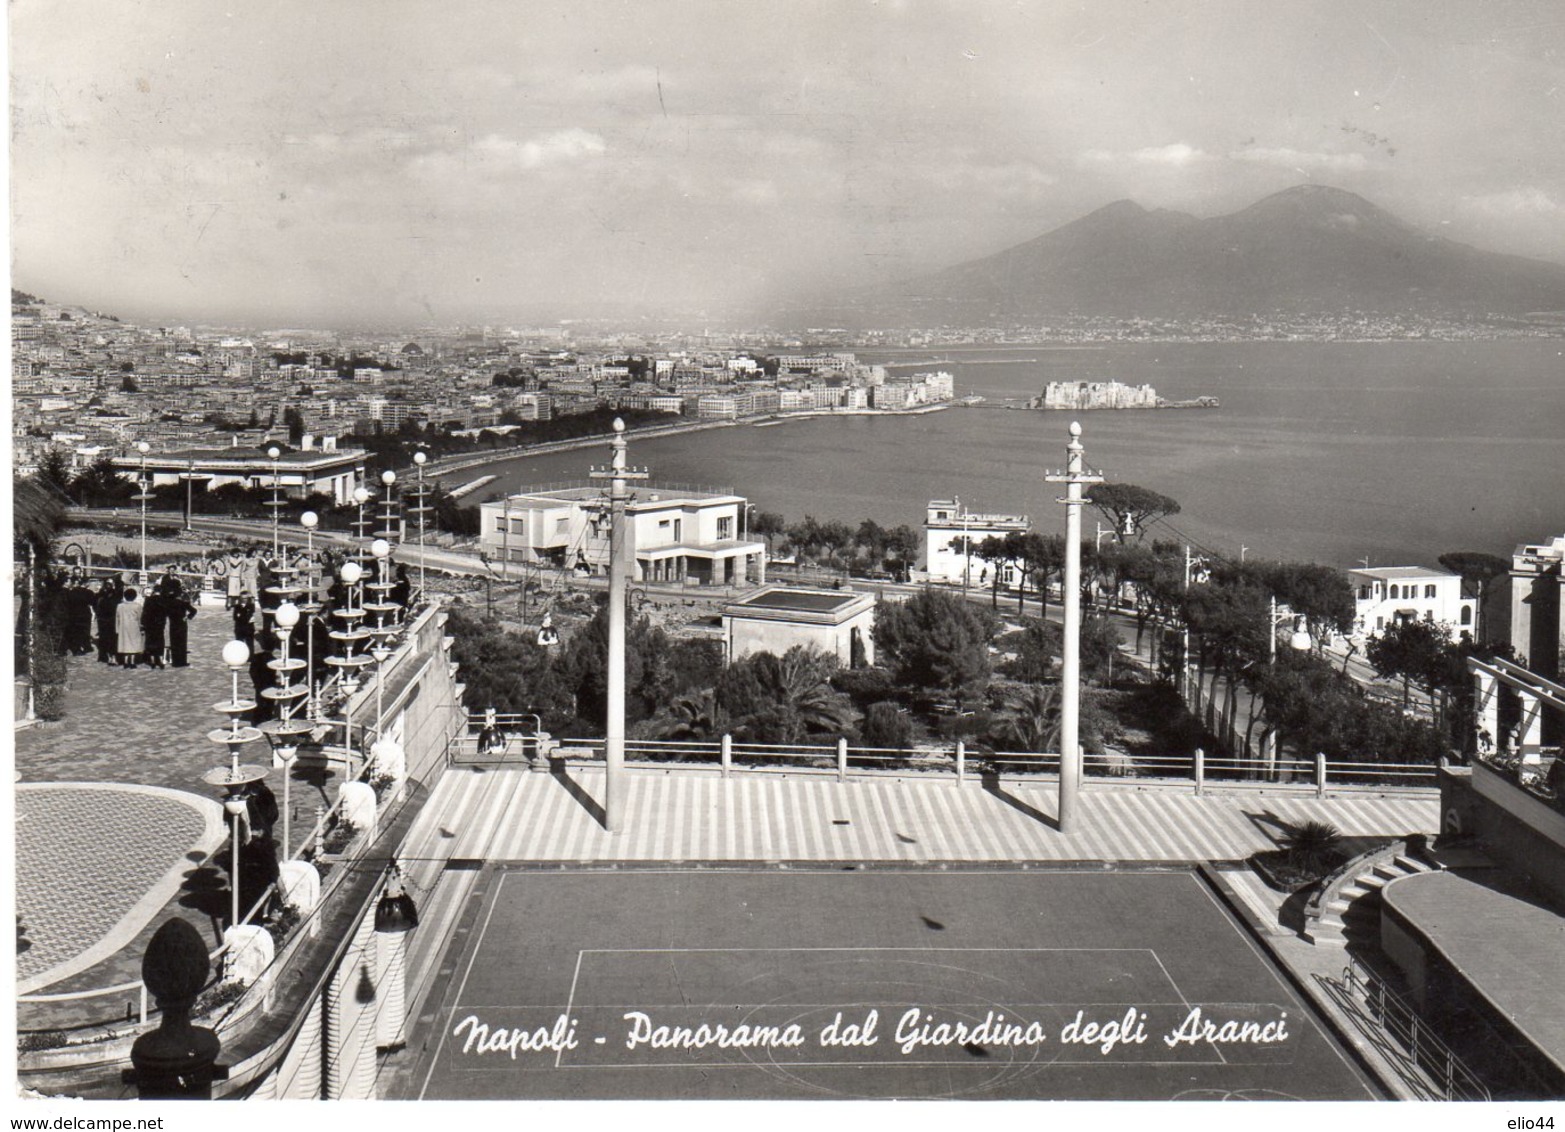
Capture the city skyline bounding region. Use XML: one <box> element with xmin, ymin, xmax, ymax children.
<box><xmin>11</xmin><ymin>0</ymin><xmax>1565</xmax><ymax>328</ymax></box>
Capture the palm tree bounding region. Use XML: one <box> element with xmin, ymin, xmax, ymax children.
<box><xmin>998</xmin><ymin>684</ymin><xmax>1061</xmax><ymax>752</ymax></box>
<box><xmin>647</xmin><ymin>689</ymin><xmax>727</xmax><ymax>741</ymax></box>
<box><xmin>767</xmin><ymin>646</ymin><xmax>856</xmax><ymax>735</ymax></box>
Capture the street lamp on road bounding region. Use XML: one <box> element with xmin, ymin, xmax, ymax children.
<box><xmin>1261</xmin><ymin>595</ymin><xmax>1313</xmax><ymax>777</ymax></box>
<box><xmin>136</xmin><ymin>442</ymin><xmax>151</xmax><ymax>575</ymax></box>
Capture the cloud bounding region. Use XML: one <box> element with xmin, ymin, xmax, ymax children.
<box><xmin>1461</xmin><ymin>187</ymin><xmax>1562</xmax><ymax>216</ymax></box>
<box><xmin>1231</xmin><ymin>147</ymin><xmax>1369</xmax><ymax>173</ymax></box>
<box><xmin>407</xmin><ymin>129</ymin><xmax>607</xmax><ymax>180</ymax></box>
<box><xmin>1077</xmin><ymin>143</ymin><xmax>1204</xmax><ymax>168</ymax></box>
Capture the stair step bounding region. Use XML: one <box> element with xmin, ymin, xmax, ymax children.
<box><xmin>1372</xmin><ymin>863</ymin><xmax>1409</xmax><ymax>881</ymax></box>
<box><xmin>1393</xmin><ymin>854</ymin><xmax>1433</xmax><ymax>873</ymax></box>
<box><xmin>1303</xmin><ymin>924</ymin><xmax>1348</xmax><ymax>946</ymax></box>
<box><xmin>1354</xmin><ymin>873</ymin><xmax>1388</xmax><ymax>890</ymax></box>
<box><xmin>1318</xmin><ymin>912</ymin><xmax>1346</xmax><ymax>931</ymax></box>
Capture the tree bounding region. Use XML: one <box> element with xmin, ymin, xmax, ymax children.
<box><xmin>35</xmin><ymin>450</ymin><xmax>74</xmax><ymax>498</ymax></box>
<box><xmin>975</xmin><ymin>535</ymin><xmax>1012</xmax><ymax>608</ymax></box>
<box><xmin>119</xmin><ymin>374</ymin><xmax>140</xmax><ymax>394</ymax></box>
<box><xmin>1085</xmin><ymin>483</ymin><xmax>1180</xmax><ymax>543</ymax></box>
<box><xmin>284</xmin><ymin>406</ymin><xmax>306</xmax><ymax>446</ymax></box>
<box><xmin>714</xmin><ymin>646</ymin><xmax>855</xmax><ymax>743</ymax></box>
<box><xmin>1366</xmin><ymin>618</ymin><xmax>1451</xmax><ymax>711</ymax></box>
<box><xmin>874</xmin><ymin>590</ymin><xmax>996</xmax><ymax>706</ymax></box>
<box><xmin>1438</xmin><ymin>551</ymin><xmax>1509</xmax><ymax>640</ymax></box>
<box><xmin>750</xmin><ymin>511</ymin><xmax>787</xmax><ymax>553</ymax></box>
<box><xmin>859</xmin><ymin>702</ymin><xmax>914</xmax><ymax>750</ymax></box>
<box><xmin>70</xmin><ymin>453</ymin><xmax>135</xmax><ymax>507</ymax></box>
<box><xmin>996</xmin><ymin>684</ymin><xmax>1061</xmax><ymax>752</ymax></box>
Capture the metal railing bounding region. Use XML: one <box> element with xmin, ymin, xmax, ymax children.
<box><xmin>1335</xmin><ymin>959</ymin><xmax>1491</xmax><ymax>1102</ymax></box>
<box><xmin>447</xmin><ymin>713</ymin><xmax>1441</xmax><ymax>791</ymax></box>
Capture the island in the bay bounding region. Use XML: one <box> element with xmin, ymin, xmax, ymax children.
<box><xmin>1027</xmin><ymin>380</ymin><xmax>1219</xmax><ymax>411</ymax></box>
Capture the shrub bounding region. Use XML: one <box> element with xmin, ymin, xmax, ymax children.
<box><xmin>1283</xmin><ymin>820</ymin><xmax>1343</xmax><ymax>872</ymax></box>
<box><xmin>17</xmin><ymin>1030</ymin><xmax>68</xmax><ymax>1054</ymax></box>
<box><xmin>265</xmin><ymin>904</ymin><xmax>302</xmax><ymax>950</ymax></box>
<box><xmin>859</xmin><ymin>701</ymin><xmax>914</xmax><ymax>750</ymax></box>
<box><xmin>192</xmin><ymin>979</ymin><xmax>247</xmax><ymax>1019</ymax></box>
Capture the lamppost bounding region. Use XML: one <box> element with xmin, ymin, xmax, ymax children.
<box><xmin>203</xmin><ymin>640</ymin><xmax>267</xmax><ymax>929</ymax></box>
<box><xmin>1261</xmin><ymin>595</ymin><xmax>1313</xmax><ymax>777</ymax></box>
<box><xmin>1046</xmin><ymin>422</ymin><xmax>1103</xmax><ymax>835</ymax></box>
<box><xmin>262</xmin><ymin>602</ymin><xmax>310</xmax><ymax>857</ymax></box>
<box><xmin>182</xmin><ymin>459</ymin><xmax>197</xmax><ymax>532</ymax></box>
<box><xmin>266</xmin><ymin>446</ymin><xmax>283</xmax><ymax>558</ymax></box>
<box><xmin>352</xmin><ymin>485</ymin><xmax>372</xmax><ymax>551</ymax></box>
<box><xmin>136</xmin><ymin>441</ymin><xmax>151</xmax><ymax>575</ymax></box>
<box><xmin>379</xmin><ymin>469</ymin><xmax>398</xmax><ymax>546</ymax></box>
<box><xmin>300</xmin><ymin>511</ymin><xmax>320</xmax><ymax>717</ymax></box>
<box><xmin>411</xmin><ymin>451</ymin><xmax>430</xmax><ymax>601</ymax></box>
<box><xmin>373</xmin><ymin>863</ymin><xmax>419</xmax><ymax>1051</ymax></box>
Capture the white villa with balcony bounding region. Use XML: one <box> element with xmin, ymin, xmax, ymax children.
<box><xmin>478</xmin><ymin>484</ymin><xmax>767</xmax><ymax>587</ymax></box>
<box><xmin>1349</xmin><ymin>565</ymin><xmax>1475</xmax><ymax>640</ymax></box>
<box><xmin>924</xmin><ymin>499</ymin><xmax>1031</xmax><ymax>587</ymax></box>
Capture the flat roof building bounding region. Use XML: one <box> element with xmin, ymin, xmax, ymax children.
<box><xmin>721</xmin><ymin>584</ymin><xmax>875</xmax><ymax>666</ymax></box>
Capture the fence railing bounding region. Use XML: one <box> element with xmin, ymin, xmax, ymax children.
<box><xmin>1335</xmin><ymin>959</ymin><xmax>1491</xmax><ymax>1102</ymax></box>
<box><xmin>448</xmin><ymin>714</ymin><xmax>1442</xmax><ymax>792</ymax></box>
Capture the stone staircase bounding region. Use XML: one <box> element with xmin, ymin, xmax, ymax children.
<box><xmin>1304</xmin><ymin>844</ymin><xmax>1435</xmax><ymax>946</ymax></box>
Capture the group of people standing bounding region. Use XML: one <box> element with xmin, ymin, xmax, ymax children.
<box><xmin>74</xmin><ymin>571</ymin><xmax>199</xmax><ymax>669</ymax></box>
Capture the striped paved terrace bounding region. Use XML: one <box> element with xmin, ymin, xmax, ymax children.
<box><xmin>402</xmin><ymin>765</ymin><xmax>1438</xmax><ymax>866</ymax></box>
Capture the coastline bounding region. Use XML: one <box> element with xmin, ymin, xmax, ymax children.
<box><xmin>426</xmin><ymin>403</ymin><xmax>953</xmax><ymax>480</ymax></box>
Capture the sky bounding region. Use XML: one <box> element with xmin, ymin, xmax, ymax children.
<box><xmin>10</xmin><ymin>0</ymin><xmax>1565</xmax><ymax>328</ymax></box>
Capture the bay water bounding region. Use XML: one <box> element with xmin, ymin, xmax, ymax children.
<box><xmin>446</xmin><ymin>340</ymin><xmax>1564</xmax><ymax>569</ymax></box>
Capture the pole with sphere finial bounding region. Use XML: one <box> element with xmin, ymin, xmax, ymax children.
<box><xmin>589</xmin><ymin>419</ymin><xmax>648</xmax><ymax>833</ymax></box>
<box><xmin>1045</xmin><ymin>421</ymin><xmax>1103</xmax><ymax>834</ymax></box>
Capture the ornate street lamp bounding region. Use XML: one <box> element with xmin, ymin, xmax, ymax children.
<box><xmin>136</xmin><ymin>441</ymin><xmax>152</xmax><ymax>576</ymax></box>
<box><xmin>411</xmin><ymin>451</ymin><xmax>430</xmax><ymax>602</ymax></box>
<box><xmin>261</xmin><ymin>602</ymin><xmax>311</xmax><ymax>857</ymax></box>
<box><xmin>203</xmin><ymin>640</ymin><xmax>268</xmax><ymax>929</ymax></box>
<box><xmin>373</xmin><ymin>862</ymin><xmax>418</xmax><ymax>1051</ymax></box>
<box><xmin>299</xmin><ymin>511</ymin><xmax>320</xmax><ymax>717</ymax></box>
<box><xmin>266</xmin><ymin>446</ymin><xmax>284</xmax><ymax>558</ymax></box>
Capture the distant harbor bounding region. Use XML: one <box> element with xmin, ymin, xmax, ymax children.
<box><xmin>1027</xmin><ymin>380</ymin><xmax>1219</xmax><ymax>411</ymax></box>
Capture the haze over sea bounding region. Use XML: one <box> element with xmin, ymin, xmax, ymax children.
<box><xmin>453</xmin><ymin>340</ymin><xmax>1565</xmax><ymax>570</ymax></box>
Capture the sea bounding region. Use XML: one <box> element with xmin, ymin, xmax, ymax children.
<box><xmin>438</xmin><ymin>340</ymin><xmax>1565</xmax><ymax>569</ymax></box>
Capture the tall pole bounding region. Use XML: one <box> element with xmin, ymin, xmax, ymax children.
<box><xmin>268</xmin><ymin>446</ymin><xmax>282</xmax><ymax>559</ymax></box>
<box><xmin>137</xmin><ymin>441</ymin><xmax>150</xmax><ymax>574</ymax></box>
<box><xmin>590</xmin><ymin>419</ymin><xmax>647</xmax><ymax>834</ymax></box>
<box><xmin>413</xmin><ymin>451</ymin><xmax>428</xmax><ymax>600</ymax></box>
<box><xmin>1046</xmin><ymin>422</ymin><xmax>1102</xmax><ymax>835</ymax></box>
<box><xmin>184</xmin><ymin>460</ymin><xmax>195</xmax><ymax>532</ymax></box>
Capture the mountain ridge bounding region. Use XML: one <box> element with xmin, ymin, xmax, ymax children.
<box><xmin>806</xmin><ymin>185</ymin><xmax>1565</xmax><ymax>326</ymax></box>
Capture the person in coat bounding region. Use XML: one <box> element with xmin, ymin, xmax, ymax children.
<box><xmin>239</xmin><ymin>548</ymin><xmax>260</xmax><ymax>602</ymax></box>
<box><xmin>63</xmin><ymin>572</ymin><xmax>96</xmax><ymax>655</ymax></box>
<box><xmin>225</xmin><ymin>550</ymin><xmax>245</xmax><ymax>608</ymax></box>
<box><xmin>232</xmin><ymin>593</ymin><xmax>258</xmax><ymax>649</ymax></box>
<box><xmin>164</xmin><ymin>577</ymin><xmax>198</xmax><ymax>667</ymax></box>
<box><xmin>115</xmin><ymin>587</ymin><xmax>146</xmax><ymax>667</ymax></box>
<box><xmin>94</xmin><ymin>577</ymin><xmax>122</xmax><ymax>662</ymax></box>
<box><xmin>141</xmin><ymin>585</ymin><xmax>171</xmax><ymax>669</ymax></box>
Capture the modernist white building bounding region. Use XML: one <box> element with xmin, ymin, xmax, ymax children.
<box><xmin>924</xmin><ymin>499</ymin><xmax>1031</xmax><ymax>587</ymax></box>
<box><xmin>111</xmin><ymin>441</ymin><xmax>367</xmax><ymax>505</ymax></box>
<box><xmin>1349</xmin><ymin>566</ymin><xmax>1475</xmax><ymax>639</ymax></box>
<box><xmin>479</xmin><ymin>484</ymin><xmax>767</xmax><ymax>586</ymax></box>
